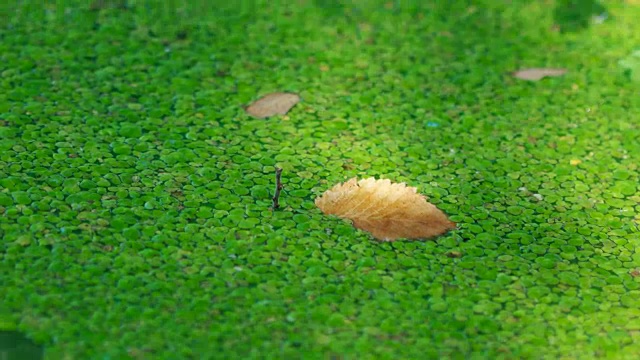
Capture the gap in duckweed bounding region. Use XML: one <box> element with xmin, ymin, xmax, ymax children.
<box><xmin>0</xmin><ymin>331</ymin><xmax>43</xmax><ymax>360</ymax></box>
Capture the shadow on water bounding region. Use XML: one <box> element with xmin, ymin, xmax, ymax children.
<box><xmin>0</xmin><ymin>331</ymin><xmax>43</xmax><ymax>360</ymax></box>
<box><xmin>554</xmin><ymin>0</ymin><xmax>607</xmax><ymax>32</ymax></box>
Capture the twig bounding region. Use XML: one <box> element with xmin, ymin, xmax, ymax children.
<box><xmin>272</xmin><ymin>167</ymin><xmax>284</xmax><ymax>210</ymax></box>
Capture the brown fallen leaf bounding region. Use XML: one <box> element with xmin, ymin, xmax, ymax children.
<box><xmin>512</xmin><ymin>68</ymin><xmax>567</xmax><ymax>81</ymax></box>
<box><xmin>245</xmin><ymin>92</ymin><xmax>300</xmax><ymax>119</ymax></box>
<box><xmin>315</xmin><ymin>177</ymin><xmax>456</xmax><ymax>241</ymax></box>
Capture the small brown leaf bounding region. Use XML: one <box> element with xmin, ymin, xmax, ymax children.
<box><xmin>245</xmin><ymin>92</ymin><xmax>300</xmax><ymax>119</ymax></box>
<box><xmin>512</xmin><ymin>68</ymin><xmax>567</xmax><ymax>81</ymax></box>
<box><xmin>315</xmin><ymin>177</ymin><xmax>456</xmax><ymax>241</ymax></box>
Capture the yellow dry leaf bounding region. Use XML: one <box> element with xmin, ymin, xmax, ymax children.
<box><xmin>315</xmin><ymin>177</ymin><xmax>456</xmax><ymax>241</ymax></box>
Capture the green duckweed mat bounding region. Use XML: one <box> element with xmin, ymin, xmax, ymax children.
<box><xmin>2</xmin><ymin>1</ymin><xmax>640</xmax><ymax>359</ymax></box>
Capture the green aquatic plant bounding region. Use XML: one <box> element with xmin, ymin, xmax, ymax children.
<box><xmin>619</xmin><ymin>49</ymin><xmax>640</xmax><ymax>83</ymax></box>
<box><xmin>1</xmin><ymin>1</ymin><xmax>640</xmax><ymax>359</ymax></box>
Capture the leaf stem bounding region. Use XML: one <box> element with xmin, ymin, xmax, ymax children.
<box><xmin>272</xmin><ymin>167</ymin><xmax>284</xmax><ymax>210</ymax></box>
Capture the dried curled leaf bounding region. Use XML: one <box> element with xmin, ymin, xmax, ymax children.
<box><xmin>512</xmin><ymin>68</ymin><xmax>567</xmax><ymax>81</ymax></box>
<box><xmin>315</xmin><ymin>177</ymin><xmax>456</xmax><ymax>241</ymax></box>
<box><xmin>245</xmin><ymin>92</ymin><xmax>300</xmax><ymax>118</ymax></box>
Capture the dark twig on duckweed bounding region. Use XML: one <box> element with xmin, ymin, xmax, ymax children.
<box><xmin>272</xmin><ymin>167</ymin><xmax>284</xmax><ymax>210</ymax></box>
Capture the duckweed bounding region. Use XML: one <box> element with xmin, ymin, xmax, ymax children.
<box><xmin>1</xmin><ymin>1</ymin><xmax>640</xmax><ymax>359</ymax></box>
